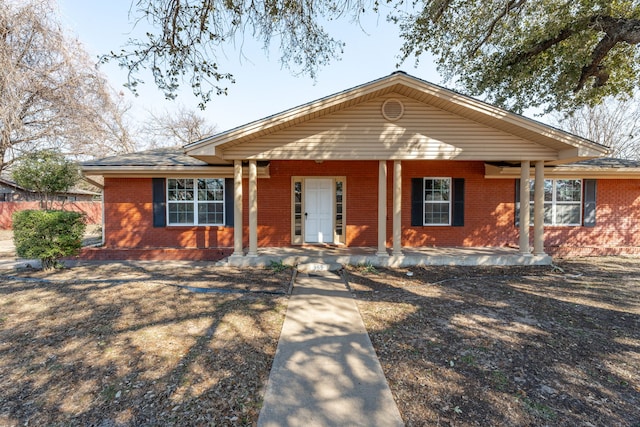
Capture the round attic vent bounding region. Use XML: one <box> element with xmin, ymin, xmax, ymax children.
<box><xmin>382</xmin><ymin>99</ymin><xmax>404</xmax><ymax>121</ymax></box>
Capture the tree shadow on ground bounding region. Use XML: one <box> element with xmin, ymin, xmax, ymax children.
<box><xmin>345</xmin><ymin>259</ymin><xmax>640</xmax><ymax>426</ymax></box>
<box><xmin>0</xmin><ymin>265</ymin><xmax>290</xmax><ymax>426</ymax></box>
<box><xmin>258</xmin><ymin>273</ymin><xmax>403</xmax><ymax>426</ymax></box>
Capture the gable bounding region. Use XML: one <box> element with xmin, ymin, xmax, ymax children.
<box><xmin>185</xmin><ymin>72</ymin><xmax>609</xmax><ymax>164</ymax></box>
<box><xmin>218</xmin><ymin>94</ymin><xmax>558</xmax><ymax>161</ymax></box>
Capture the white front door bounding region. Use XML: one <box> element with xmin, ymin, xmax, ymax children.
<box><xmin>305</xmin><ymin>178</ymin><xmax>333</xmax><ymax>243</ymax></box>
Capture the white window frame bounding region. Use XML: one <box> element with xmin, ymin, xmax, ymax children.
<box><xmin>166</xmin><ymin>178</ymin><xmax>225</xmax><ymax>226</ymax></box>
<box><xmin>521</xmin><ymin>179</ymin><xmax>582</xmax><ymax>226</ymax></box>
<box><xmin>423</xmin><ymin>177</ymin><xmax>452</xmax><ymax>226</ymax></box>
<box><xmin>550</xmin><ymin>179</ymin><xmax>582</xmax><ymax>226</ymax></box>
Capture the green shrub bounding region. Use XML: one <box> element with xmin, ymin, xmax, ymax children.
<box><xmin>13</xmin><ymin>210</ymin><xmax>86</xmax><ymax>270</ymax></box>
<box><xmin>12</xmin><ymin>150</ymin><xmax>80</xmax><ymax>210</ymax></box>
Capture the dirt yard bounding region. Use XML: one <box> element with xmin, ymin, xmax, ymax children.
<box><xmin>1</xmin><ymin>252</ymin><xmax>639</xmax><ymax>426</ymax></box>
<box><xmin>0</xmin><ymin>263</ymin><xmax>290</xmax><ymax>426</ymax></box>
<box><xmin>347</xmin><ymin>258</ymin><xmax>640</xmax><ymax>426</ymax></box>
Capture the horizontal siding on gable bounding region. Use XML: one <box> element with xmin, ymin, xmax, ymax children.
<box><xmin>221</xmin><ymin>94</ymin><xmax>558</xmax><ymax>161</ymax></box>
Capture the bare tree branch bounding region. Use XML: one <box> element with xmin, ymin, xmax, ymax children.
<box><xmin>141</xmin><ymin>105</ymin><xmax>218</xmax><ymax>148</ymax></box>
<box><xmin>0</xmin><ymin>0</ymin><xmax>136</xmax><ymax>171</ymax></box>
<box><xmin>553</xmin><ymin>96</ymin><xmax>640</xmax><ymax>160</ymax></box>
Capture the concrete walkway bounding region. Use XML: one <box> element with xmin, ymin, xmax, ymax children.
<box><xmin>258</xmin><ymin>271</ymin><xmax>404</xmax><ymax>427</ymax></box>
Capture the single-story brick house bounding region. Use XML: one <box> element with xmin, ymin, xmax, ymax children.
<box><xmin>0</xmin><ymin>177</ymin><xmax>98</xmax><ymax>202</ymax></box>
<box><xmin>82</xmin><ymin>72</ymin><xmax>640</xmax><ymax>262</ymax></box>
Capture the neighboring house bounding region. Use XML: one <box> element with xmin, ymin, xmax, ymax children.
<box><xmin>81</xmin><ymin>72</ymin><xmax>640</xmax><ymax>262</ymax></box>
<box><xmin>0</xmin><ymin>177</ymin><xmax>98</xmax><ymax>202</ymax></box>
<box><xmin>0</xmin><ymin>177</ymin><xmax>102</xmax><ymax>229</ymax></box>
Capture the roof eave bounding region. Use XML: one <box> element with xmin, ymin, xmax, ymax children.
<box><xmin>82</xmin><ymin>164</ymin><xmax>271</xmax><ymax>178</ymax></box>
<box><xmin>185</xmin><ymin>76</ymin><xmax>403</xmax><ymax>157</ymax></box>
<box><xmin>485</xmin><ymin>163</ymin><xmax>640</xmax><ymax>179</ymax></box>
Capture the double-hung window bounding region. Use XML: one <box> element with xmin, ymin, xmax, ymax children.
<box><xmin>520</xmin><ymin>179</ymin><xmax>582</xmax><ymax>226</ymax></box>
<box><xmin>423</xmin><ymin>177</ymin><xmax>451</xmax><ymax>225</ymax></box>
<box><xmin>550</xmin><ymin>179</ymin><xmax>582</xmax><ymax>225</ymax></box>
<box><xmin>167</xmin><ymin>178</ymin><xmax>225</xmax><ymax>225</ymax></box>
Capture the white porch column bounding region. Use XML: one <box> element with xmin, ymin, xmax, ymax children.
<box><xmin>377</xmin><ymin>160</ymin><xmax>389</xmax><ymax>257</ymax></box>
<box><xmin>231</xmin><ymin>160</ymin><xmax>243</xmax><ymax>257</ymax></box>
<box><xmin>519</xmin><ymin>160</ymin><xmax>531</xmax><ymax>254</ymax></box>
<box><xmin>392</xmin><ymin>160</ymin><xmax>402</xmax><ymax>256</ymax></box>
<box><xmin>533</xmin><ymin>160</ymin><xmax>545</xmax><ymax>255</ymax></box>
<box><xmin>248</xmin><ymin>160</ymin><xmax>258</xmax><ymax>257</ymax></box>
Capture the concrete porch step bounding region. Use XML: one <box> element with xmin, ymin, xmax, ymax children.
<box><xmin>223</xmin><ymin>247</ymin><xmax>553</xmax><ymax>268</ymax></box>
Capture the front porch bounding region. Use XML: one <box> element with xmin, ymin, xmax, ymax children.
<box><xmin>227</xmin><ymin>159</ymin><xmax>551</xmax><ymax>262</ymax></box>
<box><xmin>223</xmin><ymin>246</ymin><xmax>552</xmax><ymax>269</ymax></box>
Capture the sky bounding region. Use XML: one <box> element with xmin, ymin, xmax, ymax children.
<box><xmin>58</xmin><ymin>1</ymin><xmax>443</xmax><ymax>133</ymax></box>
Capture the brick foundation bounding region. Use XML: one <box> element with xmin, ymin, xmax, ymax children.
<box><xmin>78</xmin><ymin>247</ymin><xmax>231</xmax><ymax>261</ymax></box>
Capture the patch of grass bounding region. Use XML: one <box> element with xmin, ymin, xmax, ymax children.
<box><xmin>101</xmin><ymin>384</ymin><xmax>118</xmax><ymax>402</ymax></box>
<box><xmin>350</xmin><ymin>258</ymin><xmax>640</xmax><ymax>426</ymax></box>
<box><xmin>460</xmin><ymin>353</ymin><xmax>476</xmax><ymax>366</ymax></box>
<box><xmin>354</xmin><ymin>261</ymin><xmax>378</xmax><ymax>275</ymax></box>
<box><xmin>47</xmin><ymin>363</ymin><xmax>63</xmax><ymax>372</ymax></box>
<box><xmin>268</xmin><ymin>260</ymin><xmax>291</xmax><ymax>273</ymax></box>
<box><xmin>521</xmin><ymin>397</ymin><xmax>557</xmax><ymax>420</ymax></box>
<box><xmin>91</xmin><ymin>324</ymin><xmax>111</xmax><ymax>335</ymax></box>
<box><xmin>0</xmin><ymin>265</ymin><xmax>288</xmax><ymax>426</ymax></box>
<box><xmin>490</xmin><ymin>370</ymin><xmax>509</xmax><ymax>391</ymax></box>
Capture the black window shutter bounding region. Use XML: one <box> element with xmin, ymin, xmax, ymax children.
<box><xmin>224</xmin><ymin>178</ymin><xmax>234</xmax><ymax>227</ymax></box>
<box><xmin>514</xmin><ymin>179</ymin><xmax>521</xmax><ymax>227</ymax></box>
<box><xmin>583</xmin><ymin>179</ymin><xmax>597</xmax><ymax>227</ymax></box>
<box><xmin>152</xmin><ymin>178</ymin><xmax>166</xmax><ymax>227</ymax></box>
<box><xmin>411</xmin><ymin>178</ymin><xmax>424</xmax><ymax>226</ymax></box>
<box><xmin>452</xmin><ymin>178</ymin><xmax>465</xmax><ymax>226</ymax></box>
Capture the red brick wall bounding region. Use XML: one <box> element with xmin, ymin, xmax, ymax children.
<box><xmin>544</xmin><ymin>179</ymin><xmax>640</xmax><ymax>256</ymax></box>
<box><xmin>103</xmin><ymin>178</ymin><xmax>234</xmax><ymax>249</ymax></box>
<box><xmin>78</xmin><ymin>247</ymin><xmax>231</xmax><ymax>261</ymax></box>
<box><xmin>0</xmin><ymin>201</ymin><xmax>102</xmax><ymax>229</ymax></box>
<box><xmin>399</xmin><ymin>163</ymin><xmax>640</xmax><ymax>254</ymax></box>
<box><xmin>102</xmin><ymin>162</ymin><xmax>380</xmax><ymax>249</ymax></box>
<box><xmin>101</xmin><ymin>163</ymin><xmax>640</xmax><ymax>256</ymax></box>
<box><xmin>398</xmin><ymin>161</ymin><xmax>518</xmax><ymax>247</ymax></box>
<box><xmin>256</xmin><ymin>161</ymin><xmax>378</xmax><ymax>246</ymax></box>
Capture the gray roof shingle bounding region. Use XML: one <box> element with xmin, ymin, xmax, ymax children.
<box><xmin>82</xmin><ymin>147</ymin><xmax>212</xmax><ymax>167</ymax></box>
<box><xmin>564</xmin><ymin>158</ymin><xmax>640</xmax><ymax>169</ymax></box>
